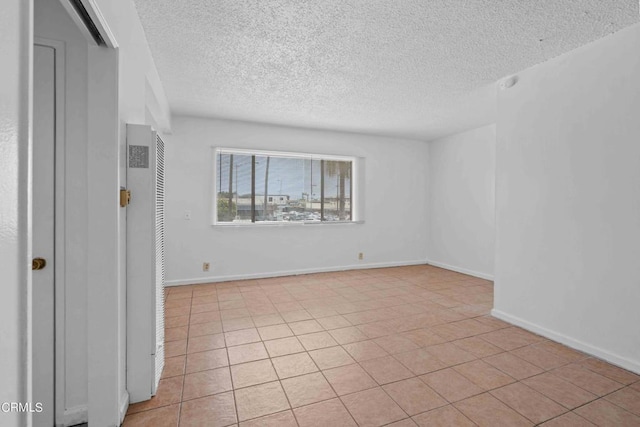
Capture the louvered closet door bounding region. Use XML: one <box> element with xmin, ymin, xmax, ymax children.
<box><xmin>153</xmin><ymin>134</ymin><xmax>166</xmax><ymax>392</ymax></box>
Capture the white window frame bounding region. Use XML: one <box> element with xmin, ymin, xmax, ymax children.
<box><xmin>211</xmin><ymin>147</ymin><xmax>363</xmax><ymax>226</ymax></box>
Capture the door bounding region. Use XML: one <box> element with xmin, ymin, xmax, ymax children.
<box><xmin>33</xmin><ymin>43</ymin><xmax>56</xmax><ymax>426</ymax></box>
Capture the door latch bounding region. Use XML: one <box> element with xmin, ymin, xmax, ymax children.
<box><xmin>120</xmin><ymin>187</ymin><xmax>131</xmax><ymax>207</ymax></box>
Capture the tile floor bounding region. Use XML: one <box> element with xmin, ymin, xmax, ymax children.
<box><xmin>123</xmin><ymin>265</ymin><xmax>640</xmax><ymax>426</ymax></box>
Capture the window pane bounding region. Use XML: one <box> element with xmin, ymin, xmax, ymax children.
<box><xmin>254</xmin><ymin>155</ymin><xmax>313</xmax><ymax>222</ymax></box>
<box><xmin>323</xmin><ymin>160</ymin><xmax>351</xmax><ymax>221</ymax></box>
<box><xmin>216</xmin><ymin>150</ymin><xmax>355</xmax><ymax>224</ymax></box>
<box><xmin>216</xmin><ymin>153</ymin><xmax>253</xmax><ymax>223</ymax></box>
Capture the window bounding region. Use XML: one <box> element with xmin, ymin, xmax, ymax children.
<box><xmin>214</xmin><ymin>148</ymin><xmax>356</xmax><ymax>224</ymax></box>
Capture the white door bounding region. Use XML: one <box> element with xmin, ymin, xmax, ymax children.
<box><xmin>33</xmin><ymin>43</ymin><xmax>56</xmax><ymax>426</ymax></box>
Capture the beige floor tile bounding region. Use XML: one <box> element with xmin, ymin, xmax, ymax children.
<box><xmin>281</xmin><ymin>372</ymin><xmax>336</xmax><ymax>407</ymax></box>
<box><xmin>294</xmin><ymin>398</ymin><xmax>357</xmax><ymax>427</ymax></box>
<box><xmin>127</xmin><ymin>376</ymin><xmax>183</xmax><ymax>414</ymax></box>
<box><xmin>234</xmin><ymin>381</ymin><xmax>290</xmax><ymax>422</ymax></box>
<box><xmin>453</xmin><ymin>360</ymin><xmax>515</xmax><ymax>391</ymax></box>
<box><xmin>341</xmin><ymin>387</ymin><xmax>407</xmax><ymax>427</ymax></box>
<box><xmin>523</xmin><ymin>372</ymin><xmax>597</xmax><ymax>409</ymax></box>
<box><xmin>184</xmin><ymin>348</ymin><xmax>228</xmax><ymax>374</ymax></box>
<box><xmin>124</xmin><ymin>267</ymin><xmax>640</xmax><ymax>427</ymax></box>
<box><xmin>483</xmin><ymin>352</ymin><xmax>544</xmax><ymax>380</ymax></box>
<box><xmin>343</xmin><ymin>340</ymin><xmax>389</xmax><ymax>362</ymax></box>
<box><xmin>190</xmin><ymin>310</ymin><xmax>222</xmax><ymax>325</ymax></box>
<box><xmin>552</xmin><ymin>364</ymin><xmax>623</xmax><ymax>396</ymax></box>
<box><xmin>227</xmin><ymin>342</ymin><xmax>268</xmax><ymax>365</ymax></box>
<box><xmin>239</xmin><ymin>410</ymin><xmax>297</xmax><ymax>427</ymax></box>
<box><xmin>490</xmin><ymin>382</ymin><xmax>566</xmax><ymax>423</ymax></box>
<box><xmin>257</xmin><ymin>324</ymin><xmax>294</xmax><ymax>341</ymax></box>
<box><xmin>272</xmin><ymin>352</ymin><xmax>318</xmax><ymax>378</ymax></box>
<box><xmin>324</xmin><ymin>363</ymin><xmax>377</xmax><ymax>395</ymax></box>
<box><xmin>281</xmin><ymin>309</ymin><xmax>313</xmax><ymax>322</ymax></box>
<box><xmin>298</xmin><ymin>331</ymin><xmax>339</xmax><ymax>350</ymax></box>
<box><xmin>604</xmin><ymin>386</ymin><xmax>640</xmax><ymax>416</ymax></box>
<box><xmin>263</xmin><ymin>336</ymin><xmax>305</xmax><ymax>357</ymax></box>
<box><xmin>579</xmin><ymin>358</ymin><xmax>640</xmax><ymax>385</ymax></box>
<box><xmin>402</xmin><ymin>328</ymin><xmax>448</xmax><ymax>347</ymax></box>
<box><xmin>289</xmin><ymin>319</ymin><xmax>324</xmax><ymax>335</ymax></box>
<box><xmin>161</xmin><ymin>355</ymin><xmax>185</xmax><ymax>379</ymax></box>
<box><xmin>231</xmin><ymin>359</ymin><xmax>278</xmax><ymax>389</ymax></box>
<box><xmin>222</xmin><ymin>316</ymin><xmax>255</xmax><ymax>332</ymax></box>
<box><xmin>375</xmin><ymin>335</ymin><xmax>420</xmax><ymax>354</ymax></box>
<box><xmin>425</xmin><ymin>342</ymin><xmax>476</xmax><ymax>366</ymax></box>
<box><xmin>454</xmin><ymin>393</ymin><xmax>532</xmax><ymax>427</ymax></box>
<box><xmin>190</xmin><ymin>302</ymin><xmax>218</xmax><ymax>314</ymax></box>
<box><xmin>309</xmin><ymin>346</ymin><xmax>355</xmax><ymax>370</ymax></box>
<box><xmin>385</xmin><ymin>419</ymin><xmax>418</xmax><ymax>427</ymax></box>
<box><xmin>183</xmin><ymin>367</ymin><xmax>233</xmax><ymax>401</ymax></box>
<box><xmin>251</xmin><ymin>313</ymin><xmax>285</xmax><ymax>327</ymax></box>
<box><xmin>480</xmin><ymin>328</ymin><xmax>543</xmax><ymax>351</ymax></box>
<box><xmin>539</xmin><ymin>412</ymin><xmax>596</xmax><ymax>426</ymax></box>
<box><xmin>511</xmin><ymin>345</ymin><xmax>568</xmax><ymax>370</ymax></box>
<box><xmin>421</xmin><ymin>367</ymin><xmax>484</xmax><ymax>402</ymax></box>
<box><xmin>164</xmin><ymin>339</ymin><xmax>187</xmax><ymax>357</ymax></box>
<box><xmin>329</xmin><ymin>326</ymin><xmax>369</xmax><ymax>344</ymax></box>
<box><xmin>220</xmin><ymin>308</ymin><xmax>251</xmax><ymax>321</ymax></box>
<box><xmin>361</xmin><ymin>355</ymin><xmax>414</xmax><ymax>385</ymax></box>
<box><xmin>393</xmin><ymin>348</ymin><xmax>447</xmax><ymax>375</ymax></box>
<box><xmin>188</xmin><ymin>321</ymin><xmax>223</xmax><ymax>337</ymax></box>
<box><xmin>224</xmin><ymin>328</ymin><xmax>261</xmax><ymax>347</ymax></box>
<box><xmin>164</xmin><ymin>315</ymin><xmax>189</xmax><ymax>328</ymax></box>
<box><xmin>165</xmin><ymin>326</ymin><xmax>188</xmax><ymax>342</ymax></box>
<box><xmin>187</xmin><ymin>333</ymin><xmax>225</xmax><ymax>353</ymax></box>
<box><xmin>412</xmin><ymin>405</ymin><xmax>476</xmax><ymax>427</ymax></box>
<box><xmin>180</xmin><ymin>391</ymin><xmax>237</xmax><ymax>427</ymax></box>
<box><xmin>574</xmin><ymin>399</ymin><xmax>640</xmax><ymax>426</ymax></box>
<box><xmin>383</xmin><ymin>377</ymin><xmax>447</xmax><ymax>415</ymax></box>
<box><xmin>122</xmin><ymin>403</ymin><xmax>179</xmax><ymax>427</ymax></box>
<box><xmin>317</xmin><ymin>315</ymin><xmax>352</xmax><ymax>330</ymax></box>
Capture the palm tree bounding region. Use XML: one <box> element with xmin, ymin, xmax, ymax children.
<box><xmin>325</xmin><ymin>160</ymin><xmax>351</xmax><ymax>220</ymax></box>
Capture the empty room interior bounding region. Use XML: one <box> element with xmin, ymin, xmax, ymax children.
<box><xmin>2</xmin><ymin>0</ymin><xmax>640</xmax><ymax>426</ymax></box>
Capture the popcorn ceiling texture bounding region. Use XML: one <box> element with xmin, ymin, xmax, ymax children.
<box><xmin>133</xmin><ymin>0</ymin><xmax>638</xmax><ymax>140</ymax></box>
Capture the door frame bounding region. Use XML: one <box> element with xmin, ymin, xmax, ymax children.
<box><xmin>33</xmin><ymin>36</ymin><xmax>67</xmax><ymax>426</ymax></box>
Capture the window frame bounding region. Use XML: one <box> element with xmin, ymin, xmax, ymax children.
<box><xmin>211</xmin><ymin>147</ymin><xmax>362</xmax><ymax>226</ymax></box>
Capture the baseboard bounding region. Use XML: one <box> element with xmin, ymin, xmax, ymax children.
<box><xmin>492</xmin><ymin>309</ymin><xmax>640</xmax><ymax>375</ymax></box>
<box><xmin>119</xmin><ymin>390</ymin><xmax>130</xmax><ymax>424</ymax></box>
<box><xmin>426</xmin><ymin>259</ymin><xmax>494</xmax><ymax>281</ymax></box>
<box><xmin>57</xmin><ymin>405</ymin><xmax>87</xmax><ymax>427</ymax></box>
<box><xmin>166</xmin><ymin>259</ymin><xmax>429</xmax><ymax>286</ymax></box>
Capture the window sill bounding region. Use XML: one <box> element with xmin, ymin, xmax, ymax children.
<box><xmin>212</xmin><ymin>220</ymin><xmax>364</xmax><ymax>228</ymax></box>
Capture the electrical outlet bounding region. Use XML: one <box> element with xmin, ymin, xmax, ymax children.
<box><xmin>203</xmin><ymin>262</ymin><xmax>210</xmax><ymax>272</ymax></box>
<box><xmin>358</xmin><ymin>252</ymin><xmax>364</xmax><ymax>260</ymax></box>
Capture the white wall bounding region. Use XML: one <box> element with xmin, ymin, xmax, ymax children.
<box><xmin>0</xmin><ymin>1</ymin><xmax>32</xmax><ymax>426</ymax></box>
<box><xmin>427</xmin><ymin>124</ymin><xmax>495</xmax><ymax>279</ymax></box>
<box><xmin>85</xmin><ymin>1</ymin><xmax>172</xmax><ymax>424</ymax></box>
<box><xmin>494</xmin><ymin>23</ymin><xmax>640</xmax><ymax>374</ymax></box>
<box><xmin>165</xmin><ymin>117</ymin><xmax>429</xmax><ymax>284</ymax></box>
<box><xmin>28</xmin><ymin>1</ymin><xmax>172</xmax><ymax>425</ymax></box>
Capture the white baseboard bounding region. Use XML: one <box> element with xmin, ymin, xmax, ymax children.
<box><xmin>57</xmin><ymin>405</ymin><xmax>87</xmax><ymax>427</ymax></box>
<box><xmin>492</xmin><ymin>309</ymin><xmax>640</xmax><ymax>375</ymax></box>
<box><xmin>166</xmin><ymin>259</ymin><xmax>429</xmax><ymax>287</ymax></box>
<box><xmin>426</xmin><ymin>259</ymin><xmax>494</xmax><ymax>281</ymax></box>
<box><xmin>119</xmin><ymin>390</ymin><xmax>129</xmax><ymax>424</ymax></box>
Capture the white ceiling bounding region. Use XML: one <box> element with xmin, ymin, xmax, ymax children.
<box><xmin>133</xmin><ymin>0</ymin><xmax>638</xmax><ymax>141</ymax></box>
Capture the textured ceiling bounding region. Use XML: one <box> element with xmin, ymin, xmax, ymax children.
<box><xmin>133</xmin><ymin>0</ymin><xmax>638</xmax><ymax>140</ymax></box>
